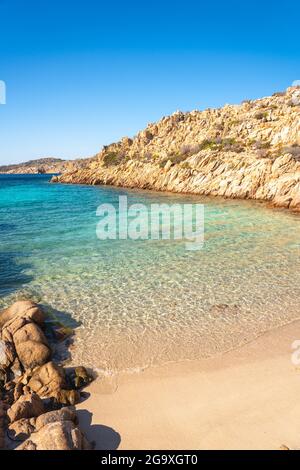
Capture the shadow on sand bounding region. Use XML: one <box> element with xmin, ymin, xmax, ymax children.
<box><xmin>76</xmin><ymin>409</ymin><xmax>121</xmax><ymax>450</ymax></box>
<box><xmin>44</xmin><ymin>309</ymin><xmax>121</xmax><ymax>450</ymax></box>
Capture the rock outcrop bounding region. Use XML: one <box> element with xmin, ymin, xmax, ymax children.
<box><xmin>16</xmin><ymin>420</ymin><xmax>92</xmax><ymax>450</ymax></box>
<box><xmin>7</xmin><ymin>403</ymin><xmax>91</xmax><ymax>450</ymax></box>
<box><xmin>7</xmin><ymin>393</ymin><xmax>45</xmax><ymax>423</ymax></box>
<box><xmin>0</xmin><ymin>301</ymin><xmax>94</xmax><ymax>450</ymax></box>
<box><xmin>52</xmin><ymin>86</ymin><xmax>300</xmax><ymax>211</ymax></box>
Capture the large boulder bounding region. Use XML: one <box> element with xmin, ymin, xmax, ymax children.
<box><xmin>1</xmin><ymin>317</ymin><xmax>27</xmax><ymax>343</ymax></box>
<box><xmin>35</xmin><ymin>406</ymin><xmax>77</xmax><ymax>431</ymax></box>
<box><xmin>16</xmin><ymin>421</ymin><xmax>92</xmax><ymax>450</ymax></box>
<box><xmin>23</xmin><ymin>362</ymin><xmax>80</xmax><ymax>404</ymax></box>
<box><xmin>15</xmin><ymin>340</ymin><xmax>51</xmax><ymax>370</ymax></box>
<box><xmin>7</xmin><ymin>417</ymin><xmax>36</xmax><ymax>441</ymax></box>
<box><xmin>8</xmin><ymin>407</ymin><xmax>77</xmax><ymax>441</ymax></box>
<box><xmin>1</xmin><ymin>313</ymin><xmax>50</xmax><ymax>371</ymax></box>
<box><xmin>27</xmin><ymin>362</ymin><xmax>66</xmax><ymax>398</ymax></box>
<box><xmin>7</xmin><ymin>393</ymin><xmax>45</xmax><ymax>423</ymax></box>
<box><xmin>13</xmin><ymin>322</ymin><xmax>48</xmax><ymax>347</ymax></box>
<box><xmin>0</xmin><ymin>301</ymin><xmax>44</xmax><ymax>328</ymax></box>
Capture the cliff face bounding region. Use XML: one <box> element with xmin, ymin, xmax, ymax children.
<box><xmin>52</xmin><ymin>87</ymin><xmax>300</xmax><ymax>210</ymax></box>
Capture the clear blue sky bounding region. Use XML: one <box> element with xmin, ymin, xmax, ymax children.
<box><xmin>0</xmin><ymin>0</ymin><xmax>299</xmax><ymax>165</ymax></box>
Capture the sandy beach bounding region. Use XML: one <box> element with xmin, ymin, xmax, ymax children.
<box><xmin>76</xmin><ymin>319</ymin><xmax>300</xmax><ymax>450</ymax></box>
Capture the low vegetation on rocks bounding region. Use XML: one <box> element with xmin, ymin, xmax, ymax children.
<box><xmin>283</xmin><ymin>144</ymin><xmax>300</xmax><ymax>160</ymax></box>
<box><xmin>0</xmin><ymin>300</ymin><xmax>94</xmax><ymax>450</ymax></box>
<box><xmin>52</xmin><ymin>86</ymin><xmax>300</xmax><ymax>211</ymax></box>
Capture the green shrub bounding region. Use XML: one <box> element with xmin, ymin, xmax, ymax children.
<box><xmin>255</xmin><ymin>111</ymin><xmax>268</xmax><ymax>120</ymax></box>
<box><xmin>180</xmin><ymin>144</ymin><xmax>201</xmax><ymax>156</ymax></box>
<box><xmin>181</xmin><ymin>162</ymin><xmax>191</xmax><ymax>170</ymax></box>
<box><xmin>103</xmin><ymin>151</ymin><xmax>127</xmax><ymax>166</ymax></box>
<box><xmin>253</xmin><ymin>140</ymin><xmax>271</xmax><ymax>150</ymax></box>
<box><xmin>196</xmin><ymin>137</ymin><xmax>244</xmax><ymax>153</ymax></box>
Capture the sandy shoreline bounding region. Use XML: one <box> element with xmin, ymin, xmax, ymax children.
<box><xmin>76</xmin><ymin>319</ymin><xmax>300</xmax><ymax>450</ymax></box>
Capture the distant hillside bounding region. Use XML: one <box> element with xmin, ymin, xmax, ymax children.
<box><xmin>0</xmin><ymin>157</ymin><xmax>96</xmax><ymax>174</ymax></box>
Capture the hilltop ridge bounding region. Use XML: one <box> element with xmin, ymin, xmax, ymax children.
<box><xmin>0</xmin><ymin>156</ymin><xmax>96</xmax><ymax>175</ymax></box>
<box><xmin>0</xmin><ymin>157</ymin><xmax>68</xmax><ymax>174</ymax></box>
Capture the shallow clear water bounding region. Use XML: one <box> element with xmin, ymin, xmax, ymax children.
<box><xmin>1</xmin><ymin>174</ymin><xmax>300</xmax><ymax>373</ymax></box>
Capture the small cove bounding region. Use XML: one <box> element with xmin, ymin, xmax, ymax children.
<box><xmin>1</xmin><ymin>174</ymin><xmax>300</xmax><ymax>373</ymax></box>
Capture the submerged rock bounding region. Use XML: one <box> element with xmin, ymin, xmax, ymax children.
<box><xmin>209</xmin><ymin>304</ymin><xmax>240</xmax><ymax>317</ymax></box>
<box><xmin>52</xmin><ymin>326</ymin><xmax>74</xmax><ymax>343</ymax></box>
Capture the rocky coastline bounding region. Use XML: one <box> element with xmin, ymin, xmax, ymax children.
<box><xmin>0</xmin><ymin>300</ymin><xmax>94</xmax><ymax>450</ymax></box>
<box><xmin>0</xmin><ymin>157</ymin><xmax>96</xmax><ymax>175</ymax></box>
<box><xmin>52</xmin><ymin>87</ymin><xmax>300</xmax><ymax>211</ymax></box>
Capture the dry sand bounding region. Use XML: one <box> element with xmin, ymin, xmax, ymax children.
<box><xmin>76</xmin><ymin>319</ymin><xmax>300</xmax><ymax>450</ymax></box>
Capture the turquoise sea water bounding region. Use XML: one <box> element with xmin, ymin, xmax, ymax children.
<box><xmin>1</xmin><ymin>174</ymin><xmax>300</xmax><ymax>373</ymax></box>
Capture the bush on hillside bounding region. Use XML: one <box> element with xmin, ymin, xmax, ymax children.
<box><xmin>283</xmin><ymin>144</ymin><xmax>300</xmax><ymax>159</ymax></box>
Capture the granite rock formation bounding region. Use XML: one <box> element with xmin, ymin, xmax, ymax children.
<box><xmin>52</xmin><ymin>87</ymin><xmax>300</xmax><ymax>210</ymax></box>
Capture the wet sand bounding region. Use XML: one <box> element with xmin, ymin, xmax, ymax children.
<box><xmin>76</xmin><ymin>319</ymin><xmax>300</xmax><ymax>450</ymax></box>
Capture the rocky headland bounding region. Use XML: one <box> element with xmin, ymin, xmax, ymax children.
<box><xmin>0</xmin><ymin>300</ymin><xmax>94</xmax><ymax>450</ymax></box>
<box><xmin>52</xmin><ymin>86</ymin><xmax>300</xmax><ymax>211</ymax></box>
<box><xmin>0</xmin><ymin>157</ymin><xmax>96</xmax><ymax>175</ymax></box>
